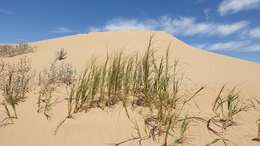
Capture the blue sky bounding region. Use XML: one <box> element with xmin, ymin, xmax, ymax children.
<box><xmin>1</xmin><ymin>0</ymin><xmax>260</xmax><ymax>63</ymax></box>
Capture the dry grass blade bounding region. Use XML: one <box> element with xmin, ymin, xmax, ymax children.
<box><xmin>206</xmin><ymin>138</ymin><xmax>230</xmax><ymax>146</ymax></box>
<box><xmin>252</xmin><ymin>119</ymin><xmax>260</xmax><ymax>142</ymax></box>
<box><xmin>55</xmin><ymin>48</ymin><xmax>67</xmax><ymax>61</ymax></box>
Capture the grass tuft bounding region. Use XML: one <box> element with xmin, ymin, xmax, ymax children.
<box><xmin>55</xmin><ymin>48</ymin><xmax>67</xmax><ymax>61</ymax></box>
<box><xmin>53</xmin><ymin>35</ymin><xmax>205</xmax><ymax>146</ymax></box>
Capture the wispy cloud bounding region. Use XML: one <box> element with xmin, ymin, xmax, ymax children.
<box><xmin>0</xmin><ymin>8</ymin><xmax>13</xmax><ymax>15</ymax></box>
<box><xmin>49</xmin><ymin>27</ymin><xmax>73</xmax><ymax>34</ymax></box>
<box><xmin>194</xmin><ymin>41</ymin><xmax>260</xmax><ymax>52</ymax></box>
<box><xmin>240</xmin><ymin>26</ymin><xmax>260</xmax><ymax>38</ymax></box>
<box><xmin>248</xmin><ymin>27</ymin><xmax>260</xmax><ymax>38</ymax></box>
<box><xmin>89</xmin><ymin>18</ymin><xmax>156</xmax><ymax>32</ymax></box>
<box><xmin>88</xmin><ymin>16</ymin><xmax>248</xmax><ymax>37</ymax></box>
<box><xmin>160</xmin><ymin>16</ymin><xmax>248</xmax><ymax>36</ymax></box>
<box><xmin>88</xmin><ymin>16</ymin><xmax>260</xmax><ymax>53</ymax></box>
<box><xmin>218</xmin><ymin>0</ymin><xmax>260</xmax><ymax>16</ymax></box>
<box><xmin>206</xmin><ymin>41</ymin><xmax>250</xmax><ymax>51</ymax></box>
<box><xmin>244</xmin><ymin>44</ymin><xmax>260</xmax><ymax>52</ymax></box>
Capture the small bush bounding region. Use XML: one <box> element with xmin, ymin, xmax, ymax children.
<box><xmin>0</xmin><ymin>42</ymin><xmax>34</xmax><ymax>57</ymax></box>
<box><xmin>0</xmin><ymin>57</ymin><xmax>32</xmax><ymax>127</ymax></box>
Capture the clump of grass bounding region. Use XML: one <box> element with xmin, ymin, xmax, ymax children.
<box><xmin>0</xmin><ymin>42</ymin><xmax>34</xmax><ymax>57</ymax></box>
<box><xmin>37</xmin><ymin>61</ymin><xmax>76</xmax><ymax>119</ymax></box>
<box><xmin>207</xmin><ymin>85</ymin><xmax>253</xmax><ymax>136</ymax></box>
<box><xmin>54</xmin><ymin>54</ymin><xmax>129</xmax><ymax>134</ymax></box>
<box><xmin>115</xmin><ymin>36</ymin><xmax>205</xmax><ymax>146</ymax></box>
<box><xmin>0</xmin><ymin>57</ymin><xmax>32</xmax><ymax>127</ymax></box>
<box><xmin>53</xmin><ymin>35</ymin><xmax>205</xmax><ymax>146</ymax></box>
<box><xmin>55</xmin><ymin>48</ymin><xmax>67</xmax><ymax>61</ymax></box>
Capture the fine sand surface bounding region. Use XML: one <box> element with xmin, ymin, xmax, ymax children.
<box><xmin>0</xmin><ymin>31</ymin><xmax>259</xmax><ymax>146</ymax></box>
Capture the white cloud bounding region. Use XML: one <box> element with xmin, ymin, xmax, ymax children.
<box><xmin>160</xmin><ymin>16</ymin><xmax>248</xmax><ymax>36</ymax></box>
<box><xmin>207</xmin><ymin>41</ymin><xmax>249</xmax><ymax>51</ymax></box>
<box><xmin>218</xmin><ymin>0</ymin><xmax>260</xmax><ymax>15</ymax></box>
<box><xmin>49</xmin><ymin>27</ymin><xmax>72</xmax><ymax>34</ymax></box>
<box><xmin>215</xmin><ymin>21</ymin><xmax>249</xmax><ymax>36</ymax></box>
<box><xmin>88</xmin><ymin>16</ymin><xmax>248</xmax><ymax>37</ymax></box>
<box><xmin>194</xmin><ymin>41</ymin><xmax>260</xmax><ymax>52</ymax></box>
<box><xmin>248</xmin><ymin>27</ymin><xmax>260</xmax><ymax>38</ymax></box>
<box><xmin>239</xmin><ymin>27</ymin><xmax>260</xmax><ymax>38</ymax></box>
<box><xmin>193</xmin><ymin>43</ymin><xmax>209</xmax><ymax>49</ymax></box>
<box><xmin>245</xmin><ymin>44</ymin><xmax>260</xmax><ymax>52</ymax></box>
<box><xmin>0</xmin><ymin>8</ymin><xmax>13</xmax><ymax>15</ymax></box>
<box><xmin>89</xmin><ymin>18</ymin><xmax>157</xmax><ymax>32</ymax></box>
<box><xmin>159</xmin><ymin>16</ymin><xmax>212</xmax><ymax>36</ymax></box>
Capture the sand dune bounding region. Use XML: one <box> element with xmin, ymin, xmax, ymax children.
<box><xmin>0</xmin><ymin>31</ymin><xmax>259</xmax><ymax>146</ymax></box>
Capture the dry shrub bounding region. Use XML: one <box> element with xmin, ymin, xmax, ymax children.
<box><xmin>0</xmin><ymin>42</ymin><xmax>34</xmax><ymax>57</ymax></box>
<box><xmin>37</xmin><ymin>61</ymin><xmax>76</xmax><ymax>119</ymax></box>
<box><xmin>0</xmin><ymin>57</ymin><xmax>32</xmax><ymax>127</ymax></box>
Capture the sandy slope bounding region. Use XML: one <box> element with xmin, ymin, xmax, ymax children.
<box><xmin>0</xmin><ymin>31</ymin><xmax>259</xmax><ymax>146</ymax></box>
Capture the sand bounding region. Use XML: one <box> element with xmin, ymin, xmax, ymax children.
<box><xmin>0</xmin><ymin>31</ymin><xmax>259</xmax><ymax>146</ymax></box>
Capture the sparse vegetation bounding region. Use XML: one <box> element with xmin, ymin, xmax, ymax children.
<box><xmin>54</xmin><ymin>35</ymin><xmax>206</xmax><ymax>146</ymax></box>
<box><xmin>0</xmin><ymin>35</ymin><xmax>259</xmax><ymax>146</ymax></box>
<box><xmin>37</xmin><ymin>61</ymin><xmax>76</xmax><ymax>119</ymax></box>
<box><xmin>0</xmin><ymin>57</ymin><xmax>32</xmax><ymax>127</ymax></box>
<box><xmin>0</xmin><ymin>42</ymin><xmax>34</xmax><ymax>57</ymax></box>
<box><xmin>207</xmin><ymin>86</ymin><xmax>252</xmax><ymax>136</ymax></box>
